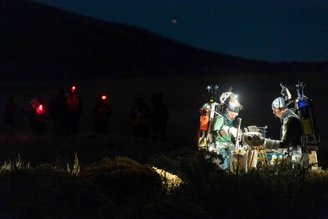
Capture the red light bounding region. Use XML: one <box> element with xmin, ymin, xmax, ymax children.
<box><xmin>36</xmin><ymin>104</ymin><xmax>44</xmax><ymax>114</ymax></box>
<box><xmin>71</xmin><ymin>86</ymin><xmax>76</xmax><ymax>93</ymax></box>
<box><xmin>101</xmin><ymin>95</ymin><xmax>107</xmax><ymax>100</ymax></box>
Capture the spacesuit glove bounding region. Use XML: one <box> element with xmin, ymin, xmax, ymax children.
<box><xmin>228</xmin><ymin>127</ymin><xmax>242</xmax><ymax>140</ymax></box>
<box><xmin>262</xmin><ymin>138</ymin><xmax>280</xmax><ymax>150</ymax></box>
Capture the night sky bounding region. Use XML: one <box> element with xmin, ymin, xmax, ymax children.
<box><xmin>33</xmin><ymin>0</ymin><xmax>328</xmax><ymax>62</ymax></box>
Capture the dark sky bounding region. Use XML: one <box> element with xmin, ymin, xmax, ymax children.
<box><xmin>33</xmin><ymin>0</ymin><xmax>328</xmax><ymax>62</ymax></box>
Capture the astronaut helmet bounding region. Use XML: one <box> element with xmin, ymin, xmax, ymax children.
<box><xmin>271</xmin><ymin>97</ymin><xmax>286</xmax><ymax>110</ymax></box>
<box><xmin>220</xmin><ymin>91</ymin><xmax>243</xmax><ymax>113</ymax></box>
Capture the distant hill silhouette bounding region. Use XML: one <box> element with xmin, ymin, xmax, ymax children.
<box><xmin>1</xmin><ymin>0</ymin><xmax>328</xmax><ymax>81</ymax></box>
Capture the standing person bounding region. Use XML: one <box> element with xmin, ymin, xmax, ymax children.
<box><xmin>209</xmin><ymin>91</ymin><xmax>243</xmax><ymax>171</ymax></box>
<box><xmin>150</xmin><ymin>92</ymin><xmax>168</xmax><ymax>143</ymax></box>
<box><xmin>129</xmin><ymin>97</ymin><xmax>151</xmax><ymax>138</ymax></box>
<box><xmin>30</xmin><ymin>97</ymin><xmax>48</xmax><ymax>134</ymax></box>
<box><xmin>64</xmin><ymin>85</ymin><xmax>83</xmax><ymax>136</ymax></box>
<box><xmin>254</xmin><ymin>97</ymin><xmax>303</xmax><ymax>163</ymax></box>
<box><xmin>92</xmin><ymin>93</ymin><xmax>112</xmax><ymax>134</ymax></box>
<box><xmin>4</xmin><ymin>96</ymin><xmax>17</xmax><ymax>134</ymax></box>
<box><xmin>48</xmin><ymin>87</ymin><xmax>66</xmax><ymax>137</ymax></box>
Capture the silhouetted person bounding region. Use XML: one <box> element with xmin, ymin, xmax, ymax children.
<box><xmin>92</xmin><ymin>93</ymin><xmax>112</xmax><ymax>134</ymax></box>
<box><xmin>151</xmin><ymin>92</ymin><xmax>168</xmax><ymax>143</ymax></box>
<box><xmin>48</xmin><ymin>87</ymin><xmax>66</xmax><ymax>137</ymax></box>
<box><xmin>129</xmin><ymin>97</ymin><xmax>151</xmax><ymax>138</ymax></box>
<box><xmin>4</xmin><ymin>96</ymin><xmax>17</xmax><ymax>134</ymax></box>
<box><xmin>30</xmin><ymin>97</ymin><xmax>48</xmax><ymax>134</ymax></box>
<box><xmin>64</xmin><ymin>85</ymin><xmax>83</xmax><ymax>136</ymax></box>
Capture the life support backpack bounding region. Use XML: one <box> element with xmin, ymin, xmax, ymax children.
<box><xmin>281</xmin><ymin>82</ymin><xmax>320</xmax><ymax>151</ymax></box>
<box><xmin>294</xmin><ymin>84</ymin><xmax>320</xmax><ymax>151</ymax></box>
<box><xmin>197</xmin><ymin>85</ymin><xmax>221</xmax><ymax>149</ymax></box>
<box><xmin>199</xmin><ymin>108</ymin><xmax>210</xmax><ymax>131</ymax></box>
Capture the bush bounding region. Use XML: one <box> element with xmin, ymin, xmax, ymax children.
<box><xmin>79</xmin><ymin>156</ymin><xmax>163</xmax><ymax>207</ymax></box>
<box><xmin>1</xmin><ymin>149</ymin><xmax>328</xmax><ymax>218</ymax></box>
<box><xmin>150</xmin><ymin>149</ymin><xmax>328</xmax><ymax>218</ymax></box>
<box><xmin>0</xmin><ymin>165</ymin><xmax>116</xmax><ymax>219</ymax></box>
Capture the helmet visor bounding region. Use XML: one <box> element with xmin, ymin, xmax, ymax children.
<box><xmin>228</xmin><ymin>101</ymin><xmax>241</xmax><ymax>113</ymax></box>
